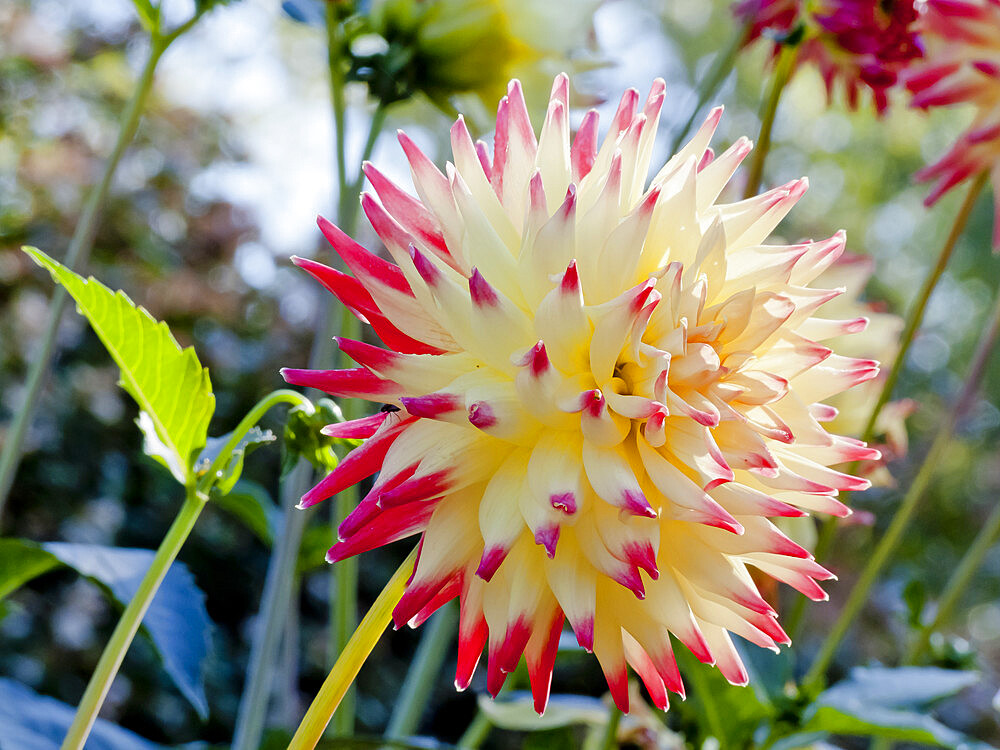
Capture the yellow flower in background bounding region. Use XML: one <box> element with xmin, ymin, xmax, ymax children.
<box><xmin>369</xmin><ymin>0</ymin><xmax>599</xmax><ymax>113</ymax></box>
<box><xmin>284</xmin><ymin>76</ymin><xmax>880</xmax><ymax>713</ymax></box>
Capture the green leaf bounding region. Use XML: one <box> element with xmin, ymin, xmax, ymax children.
<box><xmin>0</xmin><ymin>539</ymin><xmax>60</xmax><ymax>599</ymax></box>
<box><xmin>130</xmin><ymin>0</ymin><xmax>159</xmax><ymax>32</ymax></box>
<box><xmin>197</xmin><ymin>425</ymin><xmax>276</xmax><ymax>495</ymax></box>
<box><xmin>281</xmin><ymin>398</ymin><xmax>348</xmax><ymax>477</ymax></box>
<box><xmin>0</xmin><ymin>677</ymin><xmax>166</xmax><ymax>750</ymax></box>
<box><xmin>801</xmin><ymin>666</ymin><xmax>987</xmax><ymax>748</ymax></box>
<box><xmin>522</xmin><ymin>727</ymin><xmax>578</xmax><ymax>750</ymax></box>
<box><xmin>903</xmin><ymin>578</ymin><xmax>928</xmax><ymax>629</ymax></box>
<box><xmin>816</xmin><ymin>666</ymin><xmax>980</xmax><ymax>708</ymax></box>
<box><xmin>24</xmin><ymin>246</ymin><xmax>215</xmax><ymax>486</ymax></box>
<box><xmin>0</xmin><ymin>540</ymin><xmax>213</xmax><ymax>719</ymax></box>
<box><xmin>297</xmin><ymin>523</ymin><xmax>334</xmax><ymax>573</ymax></box>
<box><xmin>674</xmin><ymin>648</ymin><xmax>772</xmax><ymax>747</ymax></box>
<box><xmin>803</xmin><ymin>705</ymin><xmax>985</xmax><ymax>747</ymax></box>
<box><xmin>211</xmin><ymin>479</ymin><xmax>278</xmax><ymax>545</ymax></box>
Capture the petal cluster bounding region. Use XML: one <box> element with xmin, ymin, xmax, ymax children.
<box><xmin>905</xmin><ymin>0</ymin><xmax>1000</xmax><ymax>247</ymax></box>
<box><xmin>283</xmin><ymin>76</ymin><xmax>879</xmax><ymax>713</ymax></box>
<box><xmin>814</xmin><ymin>255</ymin><xmax>911</xmax><ymax>474</ymax></box>
<box><xmin>735</xmin><ymin>0</ymin><xmax>922</xmax><ymax>113</ymax></box>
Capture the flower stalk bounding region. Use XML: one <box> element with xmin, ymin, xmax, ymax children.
<box><xmin>0</xmin><ymin>15</ymin><xmax>203</xmax><ymax>525</ymax></box>
<box><xmin>743</xmin><ymin>43</ymin><xmax>798</xmax><ymax>199</ymax></box>
<box><xmin>61</xmin><ymin>486</ymin><xmax>207</xmax><ymax>750</ymax></box>
<box><xmin>904</xmin><ymin>489</ymin><xmax>1000</xmax><ymax>664</ymax></box>
<box><xmin>802</xmin><ymin>279</ymin><xmax>1000</xmax><ymax>695</ymax></box>
<box><xmin>288</xmin><ymin>547</ymin><xmax>418</xmax><ymax>750</ymax></box>
<box><xmin>385</xmin><ymin>603</ymin><xmax>457</xmax><ymax>740</ymax></box>
<box><xmin>670</xmin><ymin>20</ymin><xmax>752</xmax><ymax>155</ymax></box>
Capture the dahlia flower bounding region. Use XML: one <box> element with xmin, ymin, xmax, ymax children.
<box><xmin>369</xmin><ymin>0</ymin><xmax>598</xmax><ymax>113</ymax></box>
<box><xmin>734</xmin><ymin>0</ymin><xmax>922</xmax><ymax>113</ymax></box>
<box><xmin>906</xmin><ymin>0</ymin><xmax>1000</xmax><ymax>248</ymax></box>
<box><xmin>814</xmin><ymin>254</ymin><xmax>910</xmax><ymax>472</ymax></box>
<box><xmin>283</xmin><ymin>75</ymin><xmax>880</xmax><ymax>713</ymax></box>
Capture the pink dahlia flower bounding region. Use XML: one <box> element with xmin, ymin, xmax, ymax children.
<box><xmin>906</xmin><ymin>0</ymin><xmax>1000</xmax><ymax>247</ymax></box>
<box><xmin>283</xmin><ymin>76</ymin><xmax>879</xmax><ymax>713</ymax></box>
<box><xmin>735</xmin><ymin>0</ymin><xmax>922</xmax><ymax>113</ymax></box>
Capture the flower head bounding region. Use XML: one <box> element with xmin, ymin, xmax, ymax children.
<box><xmin>369</xmin><ymin>0</ymin><xmax>598</xmax><ymax>111</ymax></box>
<box><xmin>735</xmin><ymin>0</ymin><xmax>922</xmax><ymax>113</ymax></box>
<box><xmin>906</xmin><ymin>0</ymin><xmax>1000</xmax><ymax>247</ymax></box>
<box><xmin>283</xmin><ymin>76</ymin><xmax>879</xmax><ymax>713</ymax></box>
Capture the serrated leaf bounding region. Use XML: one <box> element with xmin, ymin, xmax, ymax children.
<box><xmin>197</xmin><ymin>426</ymin><xmax>276</xmax><ymax>495</ymax></box>
<box><xmin>24</xmin><ymin>246</ymin><xmax>214</xmax><ymax>486</ymax></box>
<box><xmin>0</xmin><ymin>678</ymin><xmax>166</xmax><ymax>750</ymax></box>
<box><xmin>0</xmin><ymin>540</ymin><xmax>213</xmax><ymax>718</ymax></box>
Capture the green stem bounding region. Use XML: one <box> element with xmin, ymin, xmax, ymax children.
<box><xmin>598</xmin><ymin>706</ymin><xmax>623</xmax><ymax>750</ymax></box>
<box><xmin>685</xmin><ymin>662</ymin><xmax>729</xmax><ymax>749</ymax></box>
<box><xmin>802</xmin><ymin>282</ymin><xmax>1000</xmax><ymax>695</ymax></box>
<box><xmin>223</xmin><ymin>390</ymin><xmax>322</xmax><ymax>750</ymax></box>
<box><xmin>385</xmin><ymin>603</ymin><xmax>458</xmax><ymax>739</ymax></box>
<box><xmin>905</xmin><ymin>499</ymin><xmax>1000</xmax><ymax>664</ymax></box>
<box><xmin>325</xmin><ymin>9</ymin><xmax>358</xmax><ymax>736</ymax></box>
<box><xmin>455</xmin><ymin>674</ymin><xmax>520</xmax><ymax>750</ymax></box>
<box><xmin>785</xmin><ymin>172</ymin><xmax>988</xmax><ymax>641</ymax></box>
<box><xmin>670</xmin><ymin>20</ymin><xmax>752</xmax><ymax>154</ymax></box>
<box><xmin>328</xmin><ymin>102</ymin><xmax>389</xmax><ymax>738</ymax></box>
<box><xmin>0</xmin><ymin>30</ymin><xmax>176</xmax><ymax>525</ymax></box>
<box><xmin>288</xmin><ymin>548</ymin><xmax>419</xmax><ymax>750</ymax></box>
<box><xmin>61</xmin><ymin>487</ymin><xmax>207</xmax><ymax>750</ymax></box>
<box><xmin>200</xmin><ymin>389</ymin><xmax>313</xmax><ymax>491</ymax></box>
<box><xmin>859</xmin><ymin>172</ymin><xmax>988</xmax><ymax>443</ymax></box>
<box><xmin>456</xmin><ymin>711</ymin><xmax>493</xmax><ymax>750</ymax></box>
<box><xmin>231</xmin><ymin>15</ymin><xmax>389</xmax><ymax>746</ymax></box>
<box><xmin>232</xmin><ymin>462</ymin><xmax>313</xmax><ymax>750</ymax></box>
<box><xmin>323</xmin><ymin>8</ymin><xmax>390</xmax><ymax>739</ymax></box>
<box><xmin>742</xmin><ymin>44</ymin><xmax>797</xmax><ymax>200</ymax></box>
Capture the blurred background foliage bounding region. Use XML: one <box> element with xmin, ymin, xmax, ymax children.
<box><xmin>1</xmin><ymin>0</ymin><xmax>998</xmax><ymax>747</ymax></box>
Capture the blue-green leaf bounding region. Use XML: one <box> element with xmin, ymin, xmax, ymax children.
<box><xmin>801</xmin><ymin>666</ymin><xmax>986</xmax><ymax>748</ymax></box>
<box><xmin>817</xmin><ymin>666</ymin><xmax>980</xmax><ymax>709</ymax></box>
<box><xmin>24</xmin><ymin>246</ymin><xmax>215</xmax><ymax>486</ymax></box>
<box><xmin>0</xmin><ymin>540</ymin><xmax>213</xmax><ymax>719</ymax></box>
<box><xmin>0</xmin><ymin>678</ymin><xmax>165</xmax><ymax>750</ymax></box>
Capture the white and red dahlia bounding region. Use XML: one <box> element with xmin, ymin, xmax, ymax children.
<box><xmin>282</xmin><ymin>75</ymin><xmax>880</xmax><ymax>713</ymax></box>
<box><xmin>906</xmin><ymin>0</ymin><xmax>1000</xmax><ymax>247</ymax></box>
